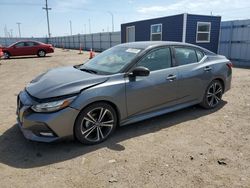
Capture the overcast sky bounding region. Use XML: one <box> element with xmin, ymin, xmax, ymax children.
<box><xmin>0</xmin><ymin>0</ymin><xmax>250</xmax><ymax>37</ymax></box>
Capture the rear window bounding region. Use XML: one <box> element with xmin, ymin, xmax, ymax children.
<box><xmin>174</xmin><ymin>47</ymin><xmax>198</xmax><ymax>66</ymax></box>
<box><xmin>25</xmin><ymin>42</ymin><xmax>39</xmax><ymax>46</ymax></box>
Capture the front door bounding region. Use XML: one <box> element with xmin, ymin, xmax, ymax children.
<box><xmin>10</xmin><ymin>42</ymin><xmax>26</xmax><ymax>56</ymax></box>
<box><xmin>125</xmin><ymin>47</ymin><xmax>179</xmax><ymax>117</ymax></box>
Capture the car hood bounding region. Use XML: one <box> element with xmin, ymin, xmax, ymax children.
<box><xmin>26</xmin><ymin>66</ymin><xmax>109</xmax><ymax>99</ymax></box>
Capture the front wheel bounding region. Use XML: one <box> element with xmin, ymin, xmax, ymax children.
<box><xmin>3</xmin><ymin>52</ymin><xmax>10</xmax><ymax>59</ymax></box>
<box><xmin>200</xmin><ymin>80</ymin><xmax>223</xmax><ymax>109</ymax></box>
<box><xmin>74</xmin><ymin>102</ymin><xmax>117</xmax><ymax>145</ymax></box>
<box><xmin>37</xmin><ymin>50</ymin><xmax>46</xmax><ymax>57</ymax></box>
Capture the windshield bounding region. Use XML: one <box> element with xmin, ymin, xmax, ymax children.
<box><xmin>79</xmin><ymin>46</ymin><xmax>141</xmax><ymax>74</ymax></box>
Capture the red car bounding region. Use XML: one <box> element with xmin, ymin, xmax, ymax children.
<box><xmin>1</xmin><ymin>40</ymin><xmax>54</xmax><ymax>59</ymax></box>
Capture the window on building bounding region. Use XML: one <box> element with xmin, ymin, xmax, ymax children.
<box><xmin>196</xmin><ymin>22</ymin><xmax>211</xmax><ymax>43</ymax></box>
<box><xmin>151</xmin><ymin>24</ymin><xmax>162</xmax><ymax>41</ymax></box>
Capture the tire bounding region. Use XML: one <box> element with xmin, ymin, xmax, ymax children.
<box><xmin>3</xmin><ymin>52</ymin><xmax>10</xmax><ymax>59</ymax></box>
<box><xmin>74</xmin><ymin>102</ymin><xmax>118</xmax><ymax>145</ymax></box>
<box><xmin>37</xmin><ymin>50</ymin><xmax>46</xmax><ymax>57</ymax></box>
<box><xmin>200</xmin><ymin>80</ymin><xmax>223</xmax><ymax>109</ymax></box>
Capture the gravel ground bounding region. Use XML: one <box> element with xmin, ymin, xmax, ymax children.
<box><xmin>0</xmin><ymin>49</ymin><xmax>249</xmax><ymax>188</ymax></box>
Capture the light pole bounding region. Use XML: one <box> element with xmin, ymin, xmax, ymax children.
<box><xmin>107</xmin><ymin>11</ymin><xmax>114</xmax><ymax>32</ymax></box>
<box><xmin>42</xmin><ymin>0</ymin><xmax>51</xmax><ymax>38</ymax></box>
<box><xmin>84</xmin><ymin>24</ymin><xmax>86</xmax><ymax>34</ymax></box>
<box><xmin>70</xmin><ymin>20</ymin><xmax>72</xmax><ymax>35</ymax></box>
<box><xmin>16</xmin><ymin>22</ymin><xmax>21</xmax><ymax>37</ymax></box>
<box><xmin>88</xmin><ymin>19</ymin><xmax>91</xmax><ymax>34</ymax></box>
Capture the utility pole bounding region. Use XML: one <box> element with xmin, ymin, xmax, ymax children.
<box><xmin>10</xmin><ymin>29</ymin><xmax>13</xmax><ymax>38</ymax></box>
<box><xmin>43</xmin><ymin>0</ymin><xmax>51</xmax><ymax>38</ymax></box>
<box><xmin>70</xmin><ymin>20</ymin><xmax>72</xmax><ymax>35</ymax></box>
<box><xmin>4</xmin><ymin>25</ymin><xmax>8</xmax><ymax>37</ymax></box>
<box><xmin>107</xmin><ymin>11</ymin><xmax>114</xmax><ymax>32</ymax></box>
<box><xmin>84</xmin><ymin>24</ymin><xmax>87</xmax><ymax>34</ymax></box>
<box><xmin>88</xmin><ymin>19</ymin><xmax>91</xmax><ymax>34</ymax></box>
<box><xmin>16</xmin><ymin>22</ymin><xmax>21</xmax><ymax>37</ymax></box>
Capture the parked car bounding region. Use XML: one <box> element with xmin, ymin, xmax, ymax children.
<box><xmin>0</xmin><ymin>46</ymin><xmax>3</xmax><ymax>58</ymax></box>
<box><xmin>16</xmin><ymin>41</ymin><xmax>232</xmax><ymax>144</ymax></box>
<box><xmin>1</xmin><ymin>40</ymin><xmax>54</xmax><ymax>58</ymax></box>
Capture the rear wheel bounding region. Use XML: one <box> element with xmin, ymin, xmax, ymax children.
<box><xmin>74</xmin><ymin>102</ymin><xmax>117</xmax><ymax>145</ymax></box>
<box><xmin>200</xmin><ymin>80</ymin><xmax>223</xmax><ymax>109</ymax></box>
<box><xmin>37</xmin><ymin>50</ymin><xmax>46</xmax><ymax>57</ymax></box>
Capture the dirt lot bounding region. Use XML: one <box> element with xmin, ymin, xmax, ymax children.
<box><xmin>0</xmin><ymin>49</ymin><xmax>249</xmax><ymax>188</ymax></box>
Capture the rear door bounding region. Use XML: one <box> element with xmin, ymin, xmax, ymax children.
<box><xmin>25</xmin><ymin>42</ymin><xmax>39</xmax><ymax>55</ymax></box>
<box><xmin>125</xmin><ymin>47</ymin><xmax>179</xmax><ymax>117</ymax></box>
<box><xmin>173</xmin><ymin>46</ymin><xmax>212</xmax><ymax>103</ymax></box>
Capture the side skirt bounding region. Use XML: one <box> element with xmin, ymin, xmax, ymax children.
<box><xmin>120</xmin><ymin>100</ymin><xmax>199</xmax><ymax>126</ymax></box>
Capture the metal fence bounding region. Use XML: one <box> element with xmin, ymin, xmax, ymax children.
<box><xmin>48</xmin><ymin>32</ymin><xmax>121</xmax><ymax>52</ymax></box>
<box><xmin>1</xmin><ymin>20</ymin><xmax>250</xmax><ymax>67</ymax></box>
<box><xmin>218</xmin><ymin>19</ymin><xmax>250</xmax><ymax>67</ymax></box>
<box><xmin>0</xmin><ymin>32</ymin><xmax>121</xmax><ymax>52</ymax></box>
<box><xmin>0</xmin><ymin>37</ymin><xmax>47</xmax><ymax>47</ymax></box>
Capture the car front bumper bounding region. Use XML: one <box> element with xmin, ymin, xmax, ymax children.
<box><xmin>17</xmin><ymin>91</ymin><xmax>79</xmax><ymax>142</ymax></box>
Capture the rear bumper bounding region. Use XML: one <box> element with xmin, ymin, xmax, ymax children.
<box><xmin>224</xmin><ymin>73</ymin><xmax>232</xmax><ymax>93</ymax></box>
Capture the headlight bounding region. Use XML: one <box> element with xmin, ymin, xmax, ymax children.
<box><xmin>31</xmin><ymin>96</ymin><xmax>76</xmax><ymax>113</ymax></box>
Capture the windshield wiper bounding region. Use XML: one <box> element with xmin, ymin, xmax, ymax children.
<box><xmin>79</xmin><ymin>68</ymin><xmax>98</xmax><ymax>74</ymax></box>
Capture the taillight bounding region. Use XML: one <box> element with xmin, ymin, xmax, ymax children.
<box><xmin>226</xmin><ymin>61</ymin><xmax>233</xmax><ymax>68</ymax></box>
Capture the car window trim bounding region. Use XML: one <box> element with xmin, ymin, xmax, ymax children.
<box><xmin>173</xmin><ymin>45</ymin><xmax>206</xmax><ymax>67</ymax></box>
<box><xmin>126</xmin><ymin>45</ymin><xmax>174</xmax><ymax>73</ymax></box>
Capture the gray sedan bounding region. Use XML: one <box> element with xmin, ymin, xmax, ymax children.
<box><xmin>17</xmin><ymin>41</ymin><xmax>232</xmax><ymax>144</ymax></box>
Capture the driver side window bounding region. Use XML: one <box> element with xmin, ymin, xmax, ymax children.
<box><xmin>136</xmin><ymin>47</ymin><xmax>172</xmax><ymax>71</ymax></box>
<box><xmin>15</xmin><ymin>42</ymin><xmax>25</xmax><ymax>48</ymax></box>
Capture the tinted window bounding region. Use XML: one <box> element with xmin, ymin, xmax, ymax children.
<box><xmin>174</xmin><ymin>47</ymin><xmax>198</xmax><ymax>66</ymax></box>
<box><xmin>15</xmin><ymin>42</ymin><xmax>25</xmax><ymax>47</ymax></box>
<box><xmin>196</xmin><ymin>50</ymin><xmax>204</xmax><ymax>61</ymax></box>
<box><xmin>26</xmin><ymin>42</ymin><xmax>39</xmax><ymax>46</ymax></box>
<box><xmin>137</xmin><ymin>48</ymin><xmax>171</xmax><ymax>71</ymax></box>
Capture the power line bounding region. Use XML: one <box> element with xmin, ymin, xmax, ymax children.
<box><xmin>42</xmin><ymin>0</ymin><xmax>51</xmax><ymax>38</ymax></box>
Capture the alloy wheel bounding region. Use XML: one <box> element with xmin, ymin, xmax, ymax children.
<box><xmin>4</xmin><ymin>52</ymin><xmax>10</xmax><ymax>59</ymax></box>
<box><xmin>80</xmin><ymin>107</ymin><xmax>114</xmax><ymax>142</ymax></box>
<box><xmin>206</xmin><ymin>82</ymin><xmax>223</xmax><ymax>107</ymax></box>
<box><xmin>38</xmin><ymin>50</ymin><xmax>45</xmax><ymax>57</ymax></box>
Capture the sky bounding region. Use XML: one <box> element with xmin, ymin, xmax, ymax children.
<box><xmin>0</xmin><ymin>0</ymin><xmax>250</xmax><ymax>37</ymax></box>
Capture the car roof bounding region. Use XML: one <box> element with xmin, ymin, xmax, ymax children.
<box><xmin>117</xmin><ymin>41</ymin><xmax>215</xmax><ymax>55</ymax></box>
<box><xmin>14</xmin><ymin>40</ymin><xmax>42</xmax><ymax>43</ymax></box>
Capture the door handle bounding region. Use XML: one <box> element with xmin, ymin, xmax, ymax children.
<box><xmin>166</xmin><ymin>74</ymin><xmax>177</xmax><ymax>81</ymax></box>
<box><xmin>204</xmin><ymin>66</ymin><xmax>212</xmax><ymax>71</ymax></box>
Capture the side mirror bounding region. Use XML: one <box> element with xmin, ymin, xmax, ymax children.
<box><xmin>130</xmin><ymin>66</ymin><xmax>150</xmax><ymax>77</ymax></box>
<box><xmin>12</xmin><ymin>46</ymin><xmax>16</xmax><ymax>48</ymax></box>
